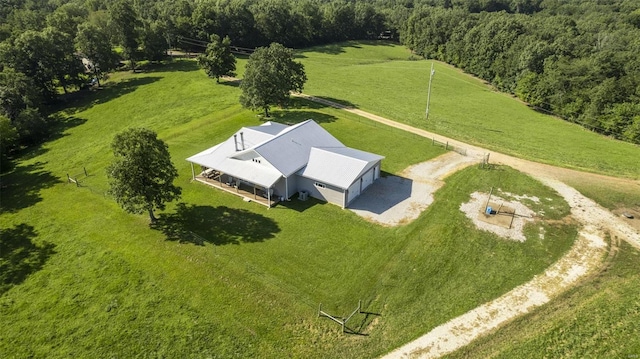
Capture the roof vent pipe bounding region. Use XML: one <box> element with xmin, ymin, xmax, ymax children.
<box><xmin>240</xmin><ymin>132</ymin><xmax>245</xmax><ymax>150</ymax></box>
<box><xmin>233</xmin><ymin>134</ymin><xmax>238</xmax><ymax>151</ymax></box>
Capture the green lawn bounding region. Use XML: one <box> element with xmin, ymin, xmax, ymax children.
<box><xmin>445</xmin><ymin>240</ymin><xmax>640</xmax><ymax>358</ymax></box>
<box><xmin>298</xmin><ymin>41</ymin><xmax>640</xmax><ymax>179</ymax></box>
<box><xmin>1</xmin><ymin>59</ymin><xmax>577</xmax><ymax>358</ymax></box>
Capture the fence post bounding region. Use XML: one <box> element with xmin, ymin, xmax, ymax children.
<box><xmin>446</xmin><ymin>141</ymin><xmax>449</xmax><ymax>150</ymax></box>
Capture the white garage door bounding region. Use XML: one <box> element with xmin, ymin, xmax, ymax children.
<box><xmin>361</xmin><ymin>167</ymin><xmax>374</xmax><ymax>190</ymax></box>
<box><xmin>347</xmin><ymin>180</ymin><xmax>360</xmax><ymax>203</ymax></box>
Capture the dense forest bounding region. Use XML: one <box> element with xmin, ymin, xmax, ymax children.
<box><xmin>1</xmin><ymin>0</ymin><xmax>639</xmax><ymax>168</ymax></box>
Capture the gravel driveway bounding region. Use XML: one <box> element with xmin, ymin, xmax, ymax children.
<box><xmin>349</xmin><ymin>152</ymin><xmax>476</xmax><ymax>226</ymax></box>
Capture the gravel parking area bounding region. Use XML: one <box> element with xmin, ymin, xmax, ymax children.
<box><xmin>349</xmin><ymin>152</ymin><xmax>476</xmax><ymax>226</ymax></box>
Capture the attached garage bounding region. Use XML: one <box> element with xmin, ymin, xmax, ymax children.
<box><xmin>298</xmin><ymin>147</ymin><xmax>384</xmax><ymax>208</ymax></box>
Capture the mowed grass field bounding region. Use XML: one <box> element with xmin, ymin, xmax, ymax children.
<box><xmin>0</xmin><ymin>58</ymin><xmax>580</xmax><ymax>358</ymax></box>
<box><xmin>446</xmin><ymin>240</ymin><xmax>640</xmax><ymax>358</ymax></box>
<box><xmin>297</xmin><ymin>41</ymin><xmax>640</xmax><ymax>179</ymax></box>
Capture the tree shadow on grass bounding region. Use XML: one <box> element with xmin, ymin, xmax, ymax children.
<box><xmin>297</xmin><ymin>42</ymin><xmax>364</xmax><ymax>56</ymax></box>
<box><xmin>151</xmin><ymin>203</ymin><xmax>280</xmax><ymax>246</ymax></box>
<box><xmin>60</xmin><ymin>76</ymin><xmax>163</xmax><ymax>114</ymax></box>
<box><xmin>0</xmin><ymin>224</ymin><xmax>56</xmax><ymax>295</ymax></box>
<box><xmin>269</xmin><ymin>109</ymin><xmax>338</xmax><ymax>125</ymax></box>
<box><xmin>0</xmin><ymin>162</ymin><xmax>60</xmax><ymax>214</ymax></box>
<box><xmin>138</xmin><ymin>59</ymin><xmax>200</xmax><ymax>73</ymax></box>
<box><xmin>311</xmin><ymin>96</ymin><xmax>357</xmax><ymax>109</ymax></box>
<box><xmin>2</xmin><ymin>115</ymin><xmax>88</xmax><ymax>163</ymax></box>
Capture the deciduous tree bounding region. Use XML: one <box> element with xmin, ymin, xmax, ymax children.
<box><xmin>197</xmin><ymin>34</ymin><xmax>236</xmax><ymax>83</ymax></box>
<box><xmin>76</xmin><ymin>22</ymin><xmax>119</xmax><ymax>86</ymax></box>
<box><xmin>239</xmin><ymin>42</ymin><xmax>306</xmax><ymax>117</ymax></box>
<box><xmin>109</xmin><ymin>0</ymin><xmax>140</xmax><ymax>70</ymax></box>
<box><xmin>106</xmin><ymin>128</ymin><xmax>181</xmax><ymax>222</ymax></box>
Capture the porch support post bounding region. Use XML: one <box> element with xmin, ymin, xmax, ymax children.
<box><xmin>254</xmin><ymin>184</ymin><xmax>257</xmax><ymax>199</ymax></box>
<box><xmin>190</xmin><ymin>163</ymin><xmax>195</xmax><ymax>180</ymax></box>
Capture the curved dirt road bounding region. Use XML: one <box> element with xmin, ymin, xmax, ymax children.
<box><xmin>294</xmin><ymin>93</ymin><xmax>640</xmax><ymax>358</ymax></box>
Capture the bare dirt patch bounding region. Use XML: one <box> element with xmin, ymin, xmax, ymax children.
<box><xmin>459</xmin><ymin>192</ymin><xmax>535</xmax><ymax>242</ymax></box>
<box><xmin>349</xmin><ymin>152</ymin><xmax>476</xmax><ymax>226</ymax></box>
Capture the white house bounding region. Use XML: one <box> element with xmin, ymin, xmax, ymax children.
<box><xmin>186</xmin><ymin>120</ymin><xmax>384</xmax><ymax>208</ymax></box>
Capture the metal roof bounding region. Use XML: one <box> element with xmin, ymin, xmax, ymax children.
<box><xmin>251</xmin><ymin>120</ymin><xmax>344</xmax><ymax>177</ymax></box>
<box><xmin>187</xmin><ymin>120</ymin><xmax>383</xmax><ymax>189</ymax></box>
<box><xmin>186</xmin><ymin>122</ymin><xmax>285</xmax><ymax>187</ymax></box>
<box><xmin>298</xmin><ymin>147</ymin><xmax>384</xmax><ymax>189</ymax></box>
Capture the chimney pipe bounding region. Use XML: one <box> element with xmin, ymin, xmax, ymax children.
<box><xmin>240</xmin><ymin>132</ymin><xmax>245</xmax><ymax>150</ymax></box>
<box><xmin>233</xmin><ymin>134</ymin><xmax>238</xmax><ymax>151</ymax></box>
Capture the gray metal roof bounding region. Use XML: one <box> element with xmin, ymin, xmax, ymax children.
<box><xmin>298</xmin><ymin>147</ymin><xmax>384</xmax><ymax>189</ymax></box>
<box><xmin>187</xmin><ymin>120</ymin><xmax>383</xmax><ymax>189</ymax></box>
<box><xmin>251</xmin><ymin>120</ymin><xmax>344</xmax><ymax>177</ymax></box>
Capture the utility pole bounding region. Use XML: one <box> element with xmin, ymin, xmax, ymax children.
<box><xmin>426</xmin><ymin>62</ymin><xmax>435</xmax><ymax>120</ymax></box>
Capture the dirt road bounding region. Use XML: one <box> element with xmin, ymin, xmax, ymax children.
<box><xmin>293</xmin><ymin>93</ymin><xmax>640</xmax><ymax>358</ymax></box>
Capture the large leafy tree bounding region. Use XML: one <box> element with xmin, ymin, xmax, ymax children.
<box><xmin>0</xmin><ymin>68</ymin><xmax>48</xmax><ymax>145</ymax></box>
<box><xmin>76</xmin><ymin>22</ymin><xmax>119</xmax><ymax>86</ymax></box>
<box><xmin>239</xmin><ymin>42</ymin><xmax>306</xmax><ymax>117</ymax></box>
<box><xmin>0</xmin><ymin>115</ymin><xmax>18</xmax><ymax>170</ymax></box>
<box><xmin>140</xmin><ymin>20</ymin><xmax>169</xmax><ymax>62</ymax></box>
<box><xmin>197</xmin><ymin>34</ymin><xmax>236</xmax><ymax>83</ymax></box>
<box><xmin>106</xmin><ymin>128</ymin><xmax>181</xmax><ymax>222</ymax></box>
<box><xmin>0</xmin><ymin>68</ymin><xmax>40</xmax><ymax>121</ymax></box>
<box><xmin>0</xmin><ymin>27</ymin><xmax>84</xmax><ymax>99</ymax></box>
<box><xmin>46</xmin><ymin>2</ymin><xmax>88</xmax><ymax>37</ymax></box>
<box><xmin>109</xmin><ymin>0</ymin><xmax>140</xmax><ymax>70</ymax></box>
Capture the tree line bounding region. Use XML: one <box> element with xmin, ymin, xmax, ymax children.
<box><xmin>1</xmin><ymin>0</ymin><xmax>639</xmax><ymax>170</ymax></box>
<box><xmin>401</xmin><ymin>0</ymin><xmax>640</xmax><ymax>144</ymax></box>
<box><xmin>0</xmin><ymin>0</ymin><xmax>392</xmax><ymax>169</ymax></box>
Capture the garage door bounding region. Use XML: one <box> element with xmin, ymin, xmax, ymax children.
<box><xmin>361</xmin><ymin>167</ymin><xmax>374</xmax><ymax>190</ymax></box>
<box><xmin>347</xmin><ymin>180</ymin><xmax>360</xmax><ymax>203</ymax></box>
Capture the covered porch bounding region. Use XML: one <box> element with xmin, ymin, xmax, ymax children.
<box><xmin>192</xmin><ymin>168</ymin><xmax>279</xmax><ymax>208</ymax></box>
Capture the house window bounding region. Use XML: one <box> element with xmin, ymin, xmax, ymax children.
<box><xmin>314</xmin><ymin>182</ymin><xmax>326</xmax><ymax>188</ymax></box>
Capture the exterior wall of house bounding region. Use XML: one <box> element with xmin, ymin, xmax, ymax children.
<box><xmin>285</xmin><ymin>175</ymin><xmax>297</xmax><ymax>199</ymax></box>
<box><xmin>296</xmin><ymin>176</ymin><xmax>345</xmax><ymax>206</ymax></box>
<box><xmin>272</xmin><ymin>177</ymin><xmax>286</xmax><ymax>199</ymax></box>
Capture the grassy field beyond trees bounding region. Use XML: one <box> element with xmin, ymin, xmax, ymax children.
<box><xmin>0</xmin><ymin>57</ymin><xmax>580</xmax><ymax>358</ymax></box>
<box><xmin>298</xmin><ymin>41</ymin><xmax>640</xmax><ymax>179</ymax></box>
